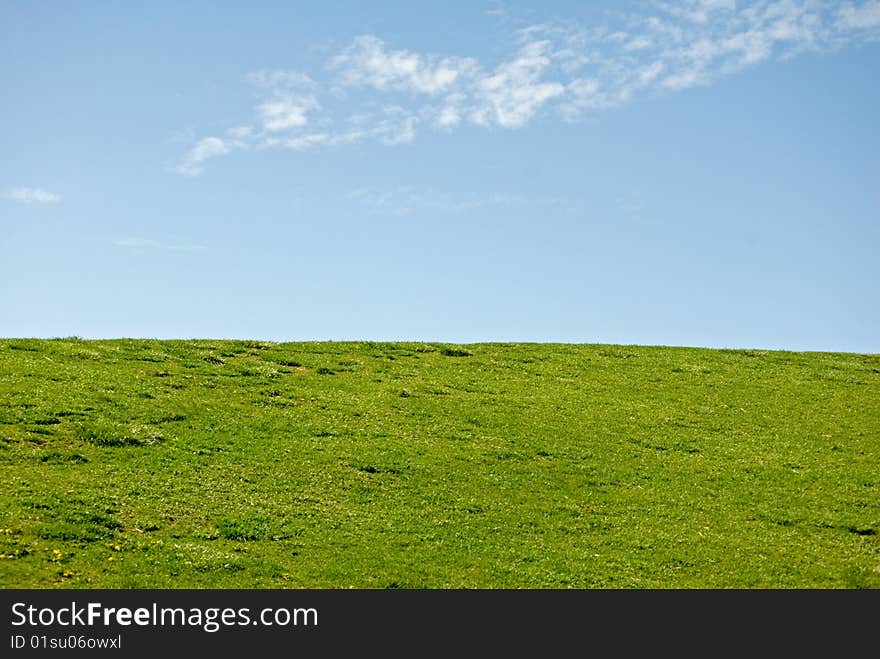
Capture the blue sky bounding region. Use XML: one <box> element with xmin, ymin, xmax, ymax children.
<box><xmin>2</xmin><ymin>1</ymin><xmax>878</xmax><ymax>352</ymax></box>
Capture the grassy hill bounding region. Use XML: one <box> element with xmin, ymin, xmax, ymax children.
<box><xmin>1</xmin><ymin>338</ymin><xmax>877</xmax><ymax>588</ymax></box>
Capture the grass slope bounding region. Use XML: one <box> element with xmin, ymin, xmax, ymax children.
<box><xmin>0</xmin><ymin>338</ymin><xmax>877</xmax><ymax>588</ymax></box>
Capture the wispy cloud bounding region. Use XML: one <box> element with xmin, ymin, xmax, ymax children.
<box><xmin>653</xmin><ymin>0</ymin><xmax>737</xmax><ymax>25</ymax></box>
<box><xmin>2</xmin><ymin>187</ymin><xmax>61</xmax><ymax>204</ymax></box>
<box><xmin>174</xmin><ymin>137</ymin><xmax>231</xmax><ymax>176</ymax></box>
<box><xmin>257</xmin><ymin>96</ymin><xmax>316</xmax><ymax>132</ymax></box>
<box><xmin>114</xmin><ymin>238</ymin><xmax>207</xmax><ymax>252</ymax></box>
<box><xmin>329</xmin><ymin>35</ymin><xmax>478</xmax><ymax>95</ymax></box>
<box><xmin>174</xmin><ymin>1</ymin><xmax>880</xmax><ymax>174</ymax></box>
<box><xmin>836</xmin><ymin>1</ymin><xmax>880</xmax><ymax>30</ymax></box>
<box><xmin>347</xmin><ymin>186</ymin><xmax>572</xmax><ymax>217</ymax></box>
<box><xmin>470</xmin><ymin>40</ymin><xmax>566</xmax><ymax>128</ymax></box>
<box><xmin>250</xmin><ymin>70</ymin><xmax>320</xmax><ymax>133</ymax></box>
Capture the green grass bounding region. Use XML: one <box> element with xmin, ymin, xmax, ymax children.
<box><xmin>0</xmin><ymin>338</ymin><xmax>877</xmax><ymax>588</ymax></box>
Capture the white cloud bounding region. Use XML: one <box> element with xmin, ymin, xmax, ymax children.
<box><xmin>330</xmin><ymin>35</ymin><xmax>477</xmax><ymax>95</ymax></box>
<box><xmin>607</xmin><ymin>0</ymin><xmax>835</xmax><ymax>98</ymax></box>
<box><xmin>638</xmin><ymin>61</ymin><xmax>667</xmax><ymax>84</ymax></box>
<box><xmin>661</xmin><ymin>69</ymin><xmax>707</xmax><ymax>90</ymax></box>
<box><xmin>3</xmin><ymin>187</ymin><xmax>60</xmax><ymax>204</ymax></box>
<box><xmin>434</xmin><ymin>93</ymin><xmax>467</xmax><ymax>128</ymax></box>
<box><xmin>257</xmin><ymin>95</ymin><xmax>316</xmax><ymax>132</ymax></box>
<box><xmin>245</xmin><ymin>70</ymin><xmax>320</xmax><ymax>134</ymax></box>
<box><xmin>246</xmin><ymin>70</ymin><xmax>316</xmax><ymax>90</ymax></box>
<box><xmin>471</xmin><ymin>40</ymin><xmax>565</xmax><ymax>128</ymax></box>
<box><xmin>560</xmin><ymin>78</ymin><xmax>604</xmax><ymax>119</ymax></box>
<box><xmin>174</xmin><ymin>137</ymin><xmax>231</xmax><ymax>176</ymax></box>
<box><xmin>372</xmin><ymin>106</ymin><xmax>418</xmax><ymax>144</ymax></box>
<box><xmin>655</xmin><ymin>0</ymin><xmax>737</xmax><ymax>24</ymax></box>
<box><xmin>175</xmin><ymin>2</ymin><xmax>880</xmax><ymax>173</ymax></box>
<box><xmin>625</xmin><ymin>36</ymin><xmax>655</xmax><ymax>51</ymax></box>
<box><xmin>276</xmin><ymin>132</ymin><xmax>331</xmax><ymax>150</ymax></box>
<box><xmin>837</xmin><ymin>1</ymin><xmax>880</xmax><ymax>30</ymax></box>
<box><xmin>227</xmin><ymin>125</ymin><xmax>254</xmax><ymax>139</ymax></box>
<box><xmin>327</xmin><ymin>107</ymin><xmax>419</xmax><ymax>147</ymax></box>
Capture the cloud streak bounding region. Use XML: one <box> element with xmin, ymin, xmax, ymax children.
<box><xmin>329</xmin><ymin>35</ymin><xmax>477</xmax><ymax>95</ymax></box>
<box><xmin>174</xmin><ymin>137</ymin><xmax>231</xmax><ymax>176</ymax></box>
<box><xmin>175</xmin><ymin>1</ymin><xmax>880</xmax><ymax>174</ymax></box>
<box><xmin>346</xmin><ymin>186</ymin><xmax>573</xmax><ymax>217</ymax></box>
<box><xmin>2</xmin><ymin>187</ymin><xmax>61</xmax><ymax>204</ymax></box>
<box><xmin>836</xmin><ymin>1</ymin><xmax>880</xmax><ymax>30</ymax></box>
<box><xmin>470</xmin><ymin>40</ymin><xmax>566</xmax><ymax>128</ymax></box>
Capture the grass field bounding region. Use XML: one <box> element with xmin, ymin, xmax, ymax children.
<box><xmin>0</xmin><ymin>338</ymin><xmax>877</xmax><ymax>588</ymax></box>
